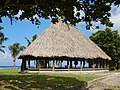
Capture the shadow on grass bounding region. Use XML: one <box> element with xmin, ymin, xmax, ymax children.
<box><xmin>0</xmin><ymin>74</ymin><xmax>87</xmax><ymax>90</ymax></box>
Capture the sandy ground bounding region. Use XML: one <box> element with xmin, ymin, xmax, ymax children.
<box><xmin>88</xmin><ymin>72</ymin><xmax>120</xmax><ymax>90</ymax></box>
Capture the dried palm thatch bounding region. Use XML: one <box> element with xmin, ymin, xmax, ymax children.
<box><xmin>19</xmin><ymin>21</ymin><xmax>111</xmax><ymax>60</ymax></box>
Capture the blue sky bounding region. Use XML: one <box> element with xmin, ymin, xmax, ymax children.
<box><xmin>0</xmin><ymin>5</ymin><xmax>120</xmax><ymax>66</ymax></box>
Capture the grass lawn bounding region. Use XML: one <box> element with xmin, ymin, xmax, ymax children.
<box><xmin>0</xmin><ymin>69</ymin><xmax>102</xmax><ymax>90</ymax></box>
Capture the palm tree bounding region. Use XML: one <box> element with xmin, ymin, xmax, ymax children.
<box><xmin>25</xmin><ymin>34</ymin><xmax>37</xmax><ymax>68</ymax></box>
<box><xmin>0</xmin><ymin>32</ymin><xmax>8</xmax><ymax>53</ymax></box>
<box><xmin>9</xmin><ymin>43</ymin><xmax>25</xmax><ymax>69</ymax></box>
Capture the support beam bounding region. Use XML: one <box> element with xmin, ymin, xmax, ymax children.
<box><xmin>53</xmin><ymin>60</ymin><xmax>55</xmax><ymax>71</ymax></box>
<box><xmin>106</xmin><ymin>60</ymin><xmax>109</xmax><ymax>69</ymax></box>
<box><xmin>102</xmin><ymin>60</ymin><xmax>104</xmax><ymax>68</ymax></box>
<box><xmin>96</xmin><ymin>60</ymin><xmax>98</xmax><ymax>68</ymax></box>
<box><xmin>101</xmin><ymin>60</ymin><xmax>103</xmax><ymax>68</ymax></box>
<box><xmin>104</xmin><ymin>60</ymin><xmax>107</xmax><ymax>69</ymax></box>
<box><xmin>21</xmin><ymin>60</ymin><xmax>24</xmax><ymax>72</ymax></box>
<box><xmin>67</xmin><ymin>59</ymin><xmax>70</xmax><ymax>71</ymax></box>
<box><xmin>88</xmin><ymin>60</ymin><xmax>92</xmax><ymax>68</ymax></box>
<box><xmin>28</xmin><ymin>60</ymin><xmax>30</xmax><ymax>69</ymax></box>
<box><xmin>36</xmin><ymin>60</ymin><xmax>38</xmax><ymax>68</ymax></box>
<box><xmin>45</xmin><ymin>60</ymin><xmax>47</xmax><ymax>68</ymax></box>
<box><xmin>80</xmin><ymin>60</ymin><xmax>82</xmax><ymax>71</ymax></box>
<box><xmin>100</xmin><ymin>60</ymin><xmax>101</xmax><ymax>68</ymax></box>
<box><xmin>27</xmin><ymin>57</ymin><xmax>30</xmax><ymax>70</ymax></box>
<box><xmin>38</xmin><ymin>61</ymin><xmax>41</xmax><ymax>72</ymax></box>
<box><xmin>21</xmin><ymin>58</ymin><xmax>26</xmax><ymax>72</ymax></box>
<box><xmin>93</xmin><ymin>59</ymin><xmax>95</xmax><ymax>70</ymax></box>
<box><xmin>83</xmin><ymin>60</ymin><xmax>85</xmax><ymax>68</ymax></box>
<box><xmin>98</xmin><ymin>59</ymin><xmax>100</xmax><ymax>69</ymax></box>
<box><xmin>70</xmin><ymin>60</ymin><xmax>72</xmax><ymax>68</ymax></box>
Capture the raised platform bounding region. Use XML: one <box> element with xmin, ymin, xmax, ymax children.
<box><xmin>28</xmin><ymin>68</ymin><xmax>108</xmax><ymax>71</ymax></box>
<box><xmin>26</xmin><ymin>70</ymin><xmax>109</xmax><ymax>74</ymax></box>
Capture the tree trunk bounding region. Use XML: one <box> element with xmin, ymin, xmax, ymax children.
<box><xmin>116</xmin><ymin>62</ymin><xmax>119</xmax><ymax>70</ymax></box>
<box><xmin>13</xmin><ymin>58</ymin><xmax>16</xmax><ymax>69</ymax></box>
<box><xmin>13</xmin><ymin>60</ymin><xmax>16</xmax><ymax>69</ymax></box>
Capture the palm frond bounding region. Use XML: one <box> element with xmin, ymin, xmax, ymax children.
<box><xmin>0</xmin><ymin>49</ymin><xmax>5</xmax><ymax>54</ymax></box>
<box><xmin>32</xmin><ymin>34</ymin><xmax>37</xmax><ymax>42</ymax></box>
<box><xmin>24</xmin><ymin>37</ymin><xmax>31</xmax><ymax>46</ymax></box>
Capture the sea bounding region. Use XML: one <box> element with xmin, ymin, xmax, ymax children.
<box><xmin>0</xmin><ymin>66</ymin><xmax>21</xmax><ymax>70</ymax></box>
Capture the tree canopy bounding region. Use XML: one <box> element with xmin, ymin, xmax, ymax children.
<box><xmin>0</xmin><ymin>0</ymin><xmax>120</xmax><ymax>28</ymax></box>
<box><xmin>0</xmin><ymin>28</ymin><xmax>8</xmax><ymax>53</ymax></box>
<box><xmin>90</xmin><ymin>28</ymin><xmax>120</xmax><ymax>70</ymax></box>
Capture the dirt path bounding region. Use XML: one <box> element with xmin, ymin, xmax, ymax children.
<box><xmin>88</xmin><ymin>72</ymin><xmax>120</xmax><ymax>90</ymax></box>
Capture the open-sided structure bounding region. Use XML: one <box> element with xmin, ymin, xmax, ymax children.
<box><xmin>19</xmin><ymin>21</ymin><xmax>111</xmax><ymax>71</ymax></box>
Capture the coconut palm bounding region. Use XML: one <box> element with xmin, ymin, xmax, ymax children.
<box><xmin>0</xmin><ymin>32</ymin><xmax>8</xmax><ymax>53</ymax></box>
<box><xmin>9</xmin><ymin>43</ymin><xmax>25</xmax><ymax>69</ymax></box>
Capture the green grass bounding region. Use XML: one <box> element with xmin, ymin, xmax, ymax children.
<box><xmin>0</xmin><ymin>70</ymin><xmax>102</xmax><ymax>90</ymax></box>
<box><xmin>110</xmin><ymin>70</ymin><xmax>120</xmax><ymax>72</ymax></box>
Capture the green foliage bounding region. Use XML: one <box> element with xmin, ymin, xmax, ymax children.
<box><xmin>90</xmin><ymin>28</ymin><xmax>120</xmax><ymax>70</ymax></box>
<box><xmin>0</xmin><ymin>0</ymin><xmax>120</xmax><ymax>28</ymax></box>
<box><xmin>0</xmin><ymin>29</ymin><xmax>8</xmax><ymax>53</ymax></box>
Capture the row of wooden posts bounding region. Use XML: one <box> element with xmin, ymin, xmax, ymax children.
<box><xmin>21</xmin><ymin>58</ymin><xmax>109</xmax><ymax>71</ymax></box>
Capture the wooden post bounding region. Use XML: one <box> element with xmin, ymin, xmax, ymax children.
<box><xmin>104</xmin><ymin>60</ymin><xmax>106</xmax><ymax>69</ymax></box>
<box><xmin>101</xmin><ymin>60</ymin><xmax>103</xmax><ymax>68</ymax></box>
<box><xmin>21</xmin><ymin>59</ymin><xmax>24</xmax><ymax>72</ymax></box>
<box><xmin>38</xmin><ymin>60</ymin><xmax>41</xmax><ymax>72</ymax></box>
<box><xmin>93</xmin><ymin>59</ymin><xmax>95</xmax><ymax>70</ymax></box>
<box><xmin>106</xmin><ymin>60</ymin><xmax>109</xmax><ymax>69</ymax></box>
<box><xmin>96</xmin><ymin>60</ymin><xmax>98</xmax><ymax>68</ymax></box>
<box><xmin>48</xmin><ymin>60</ymin><xmax>49</xmax><ymax>68</ymax></box>
<box><xmin>80</xmin><ymin>60</ymin><xmax>82</xmax><ymax>71</ymax></box>
<box><xmin>68</xmin><ymin>59</ymin><xmax>70</xmax><ymax>71</ymax></box>
<box><xmin>21</xmin><ymin>58</ymin><xmax>26</xmax><ymax>72</ymax></box>
<box><xmin>45</xmin><ymin>60</ymin><xmax>47</xmax><ymax>68</ymax></box>
<box><xmin>99</xmin><ymin>60</ymin><xmax>101</xmax><ymax>68</ymax></box>
<box><xmin>102</xmin><ymin>60</ymin><xmax>104</xmax><ymax>68</ymax></box>
<box><xmin>53</xmin><ymin>60</ymin><xmax>55</xmax><ymax>71</ymax></box>
<box><xmin>98</xmin><ymin>59</ymin><xmax>100</xmax><ymax>69</ymax></box>
<box><xmin>88</xmin><ymin>60</ymin><xmax>92</xmax><ymax>68</ymax></box>
<box><xmin>70</xmin><ymin>60</ymin><xmax>72</xmax><ymax>68</ymax></box>
<box><xmin>83</xmin><ymin>60</ymin><xmax>85</xmax><ymax>68</ymax></box>
<box><xmin>28</xmin><ymin>57</ymin><xmax>30</xmax><ymax>70</ymax></box>
<box><xmin>24</xmin><ymin>59</ymin><xmax>26</xmax><ymax>70</ymax></box>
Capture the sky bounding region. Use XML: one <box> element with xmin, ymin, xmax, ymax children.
<box><xmin>0</xmin><ymin>5</ymin><xmax>120</xmax><ymax>66</ymax></box>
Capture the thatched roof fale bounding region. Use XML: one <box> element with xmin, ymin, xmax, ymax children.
<box><xmin>19</xmin><ymin>21</ymin><xmax>111</xmax><ymax>60</ymax></box>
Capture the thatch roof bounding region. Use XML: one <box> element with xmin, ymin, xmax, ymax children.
<box><xmin>19</xmin><ymin>21</ymin><xmax>111</xmax><ymax>60</ymax></box>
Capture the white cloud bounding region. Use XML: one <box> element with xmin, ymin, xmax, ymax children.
<box><xmin>76</xmin><ymin>5</ymin><xmax>120</xmax><ymax>34</ymax></box>
<box><xmin>0</xmin><ymin>52</ymin><xmax>22</xmax><ymax>66</ymax></box>
<box><xmin>15</xmin><ymin>10</ymin><xmax>24</xmax><ymax>17</ymax></box>
<box><xmin>110</xmin><ymin>6</ymin><xmax>120</xmax><ymax>33</ymax></box>
<box><xmin>0</xmin><ymin>52</ymin><xmax>12</xmax><ymax>60</ymax></box>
